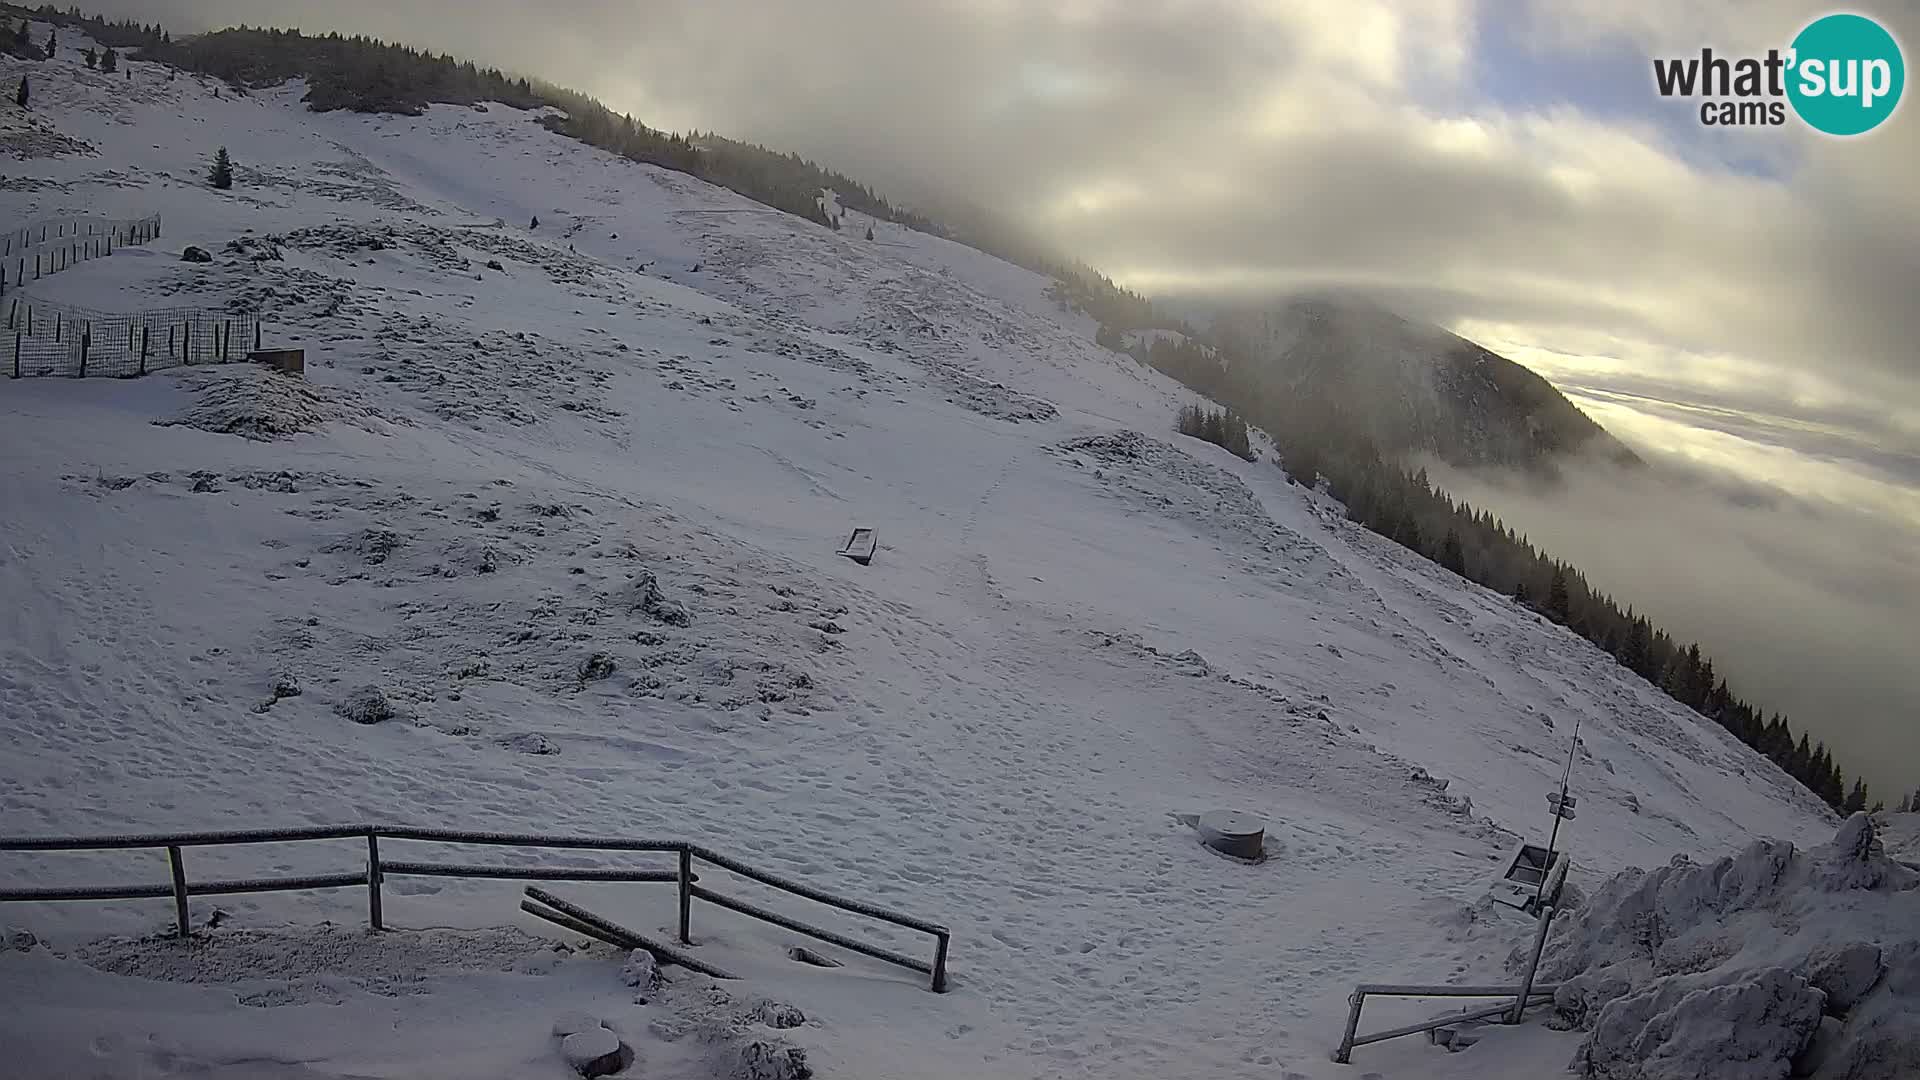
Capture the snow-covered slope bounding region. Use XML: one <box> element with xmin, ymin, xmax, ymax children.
<box><xmin>0</xmin><ymin>36</ymin><xmax>1836</xmax><ymax>1080</ymax></box>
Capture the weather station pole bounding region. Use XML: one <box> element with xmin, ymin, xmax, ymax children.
<box><xmin>1511</xmin><ymin>713</ymin><xmax>1582</xmax><ymax>1022</ymax></box>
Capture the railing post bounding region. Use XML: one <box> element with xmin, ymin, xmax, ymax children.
<box><xmin>366</xmin><ymin>832</ymin><xmax>384</xmax><ymax>931</ymax></box>
<box><xmin>677</xmin><ymin>847</ymin><xmax>692</xmax><ymax>944</ymax></box>
<box><xmin>166</xmin><ymin>845</ymin><xmax>189</xmax><ymax>937</ymax></box>
<box><xmin>1332</xmin><ymin>990</ymin><xmax>1366</xmax><ymax>1064</ymax></box>
<box><xmin>932</xmin><ymin>931</ymin><xmax>950</xmax><ymax>993</ymax></box>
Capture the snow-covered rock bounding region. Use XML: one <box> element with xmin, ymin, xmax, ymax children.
<box><xmin>332</xmin><ymin>684</ymin><xmax>396</xmax><ymax>725</ymax></box>
<box><xmin>1530</xmin><ymin>815</ymin><xmax>1918</xmax><ymax>1078</ymax></box>
<box><xmin>551</xmin><ymin>1011</ymin><xmax>605</xmax><ymax>1037</ymax></box>
<box><xmin>1572</xmin><ymin>966</ymin><xmax>1823</xmax><ymax>1080</ymax></box>
<box><xmin>621</xmin><ymin>949</ymin><xmax>658</xmax><ymax>992</ymax></box>
<box><xmin>558</xmin><ymin>1026</ymin><xmax>627</xmax><ymax>1077</ymax></box>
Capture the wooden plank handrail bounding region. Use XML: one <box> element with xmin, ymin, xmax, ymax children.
<box><xmin>0</xmin><ymin>824</ymin><xmax>951</xmax><ymax>991</ymax></box>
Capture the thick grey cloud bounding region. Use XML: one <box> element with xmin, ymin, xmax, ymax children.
<box><xmin>103</xmin><ymin>0</ymin><xmax>1918</xmax><ymax>796</ymax></box>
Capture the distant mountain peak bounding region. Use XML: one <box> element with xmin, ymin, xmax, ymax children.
<box><xmin>1214</xmin><ymin>293</ymin><xmax>1641</xmax><ymax>469</ymax></box>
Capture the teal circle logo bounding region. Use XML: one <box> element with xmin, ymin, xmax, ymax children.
<box><xmin>1787</xmin><ymin>14</ymin><xmax>1904</xmax><ymax>135</ymax></box>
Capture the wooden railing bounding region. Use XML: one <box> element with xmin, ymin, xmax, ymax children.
<box><xmin>0</xmin><ymin>823</ymin><xmax>951</xmax><ymax>992</ymax></box>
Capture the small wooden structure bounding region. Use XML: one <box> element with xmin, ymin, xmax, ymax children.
<box><xmin>249</xmin><ymin>348</ymin><xmax>305</xmax><ymax>376</ymax></box>
<box><xmin>837</xmin><ymin>527</ymin><xmax>877</xmax><ymax>566</ymax></box>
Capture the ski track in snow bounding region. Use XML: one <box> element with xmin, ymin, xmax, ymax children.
<box><xmin>0</xmin><ymin>39</ymin><xmax>1839</xmax><ymax>1080</ymax></box>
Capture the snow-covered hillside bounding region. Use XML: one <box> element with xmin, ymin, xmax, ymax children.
<box><xmin>0</xmin><ymin>34</ymin><xmax>1839</xmax><ymax>1080</ymax></box>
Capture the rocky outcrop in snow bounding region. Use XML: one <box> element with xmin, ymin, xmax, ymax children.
<box><xmin>1521</xmin><ymin>813</ymin><xmax>1919</xmax><ymax>1079</ymax></box>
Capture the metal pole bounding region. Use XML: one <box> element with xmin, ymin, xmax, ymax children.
<box><xmin>166</xmin><ymin>845</ymin><xmax>189</xmax><ymax>937</ymax></box>
<box><xmin>931</xmin><ymin>931</ymin><xmax>950</xmax><ymax>993</ymax></box>
<box><xmin>1333</xmin><ymin>990</ymin><xmax>1365</xmax><ymax>1064</ymax></box>
<box><xmin>1537</xmin><ymin>713</ymin><xmax>1582</xmax><ymax>908</ymax></box>
<box><xmin>366</xmin><ymin>833</ymin><xmax>383</xmax><ymax>930</ymax></box>
<box><xmin>1509</xmin><ymin>904</ymin><xmax>1556</xmax><ymax>1023</ymax></box>
<box><xmin>677</xmin><ymin>847</ymin><xmax>692</xmax><ymax>944</ymax></box>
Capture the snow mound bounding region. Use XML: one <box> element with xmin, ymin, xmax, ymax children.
<box><xmin>1574</xmin><ymin>966</ymin><xmax>1824</xmax><ymax>1080</ymax></box>
<box><xmin>156</xmin><ymin>364</ymin><xmax>387</xmax><ymax>441</ymax></box>
<box><xmin>1525</xmin><ymin>813</ymin><xmax>1920</xmax><ymax>1079</ymax></box>
<box><xmin>77</xmin><ymin>924</ymin><xmax>560</xmax><ymax>1004</ymax></box>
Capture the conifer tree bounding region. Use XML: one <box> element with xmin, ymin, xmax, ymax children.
<box><xmin>100</xmin><ymin>46</ymin><xmax>117</xmax><ymax>73</ymax></box>
<box><xmin>44</xmin><ymin>29</ymin><xmax>54</xmax><ymax>58</ymax></box>
<box><xmin>14</xmin><ymin>74</ymin><xmax>26</xmax><ymax>109</ymax></box>
<box><xmin>865</xmin><ymin>224</ymin><xmax>875</xmax><ymax>241</ymax></box>
<box><xmin>1546</xmin><ymin>565</ymin><xmax>1571</xmax><ymax>623</ymax></box>
<box><xmin>84</xmin><ymin>46</ymin><xmax>96</xmax><ymax>68</ymax></box>
<box><xmin>1439</xmin><ymin>528</ymin><xmax>1466</xmax><ymax>575</ymax></box>
<box><xmin>1843</xmin><ymin>779</ymin><xmax>1869</xmax><ymax>814</ymax></box>
<box><xmin>208</xmin><ymin>146</ymin><xmax>233</xmax><ymax>189</ymax></box>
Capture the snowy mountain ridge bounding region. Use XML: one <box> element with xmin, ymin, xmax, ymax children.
<box><xmin>1212</xmin><ymin>295</ymin><xmax>1642</xmax><ymax>468</ymax></box>
<box><xmin>0</xmin><ymin>31</ymin><xmax>1844</xmax><ymax>1080</ymax></box>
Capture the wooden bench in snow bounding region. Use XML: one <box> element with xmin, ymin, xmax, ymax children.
<box><xmin>837</xmin><ymin>528</ymin><xmax>877</xmax><ymax>565</ymax></box>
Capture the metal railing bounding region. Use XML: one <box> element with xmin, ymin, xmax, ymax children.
<box><xmin>1331</xmin><ymin>982</ymin><xmax>1560</xmax><ymax>1064</ymax></box>
<box><xmin>0</xmin><ymin>823</ymin><xmax>952</xmax><ymax>992</ymax></box>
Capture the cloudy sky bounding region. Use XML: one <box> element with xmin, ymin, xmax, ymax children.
<box><xmin>113</xmin><ymin>1</ymin><xmax>1918</xmax><ymax>799</ymax></box>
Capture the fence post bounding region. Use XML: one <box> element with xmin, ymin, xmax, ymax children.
<box><xmin>79</xmin><ymin>327</ymin><xmax>89</xmax><ymax>378</ymax></box>
<box><xmin>677</xmin><ymin>847</ymin><xmax>693</xmax><ymax>944</ymax></box>
<box><xmin>166</xmin><ymin>845</ymin><xmax>190</xmax><ymax>938</ymax></box>
<box><xmin>1333</xmin><ymin>990</ymin><xmax>1366</xmax><ymax>1064</ymax></box>
<box><xmin>54</xmin><ymin>314</ymin><xmax>60</xmax><ymax>343</ymax></box>
<box><xmin>222</xmin><ymin>320</ymin><xmax>231</xmax><ymax>361</ymax></box>
<box><xmin>139</xmin><ymin>323</ymin><xmax>148</xmax><ymax>375</ymax></box>
<box><xmin>366</xmin><ymin>832</ymin><xmax>384</xmax><ymax>931</ymax></box>
<box><xmin>184</xmin><ymin>323</ymin><xmax>191</xmax><ymax>364</ymax></box>
<box><xmin>254</xmin><ymin>321</ymin><xmax>262</xmax><ymax>351</ymax></box>
<box><xmin>932</xmin><ymin>931</ymin><xmax>950</xmax><ymax>992</ymax></box>
<box><xmin>11</xmin><ymin>332</ymin><xmax>19</xmax><ymax>379</ymax></box>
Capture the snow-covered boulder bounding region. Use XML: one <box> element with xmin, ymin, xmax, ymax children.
<box><xmin>730</xmin><ymin>1037</ymin><xmax>811</xmax><ymax>1080</ymax></box>
<box><xmin>747</xmin><ymin>1000</ymin><xmax>806</xmax><ymax>1030</ymax></box>
<box><xmin>1525</xmin><ymin>814</ymin><xmax>1918</xmax><ymax>1079</ymax></box>
<box><xmin>559</xmin><ymin>1025</ymin><xmax>627</xmax><ymax>1077</ymax></box>
<box><xmin>1572</xmin><ymin>966</ymin><xmax>1823</xmax><ymax>1080</ymax></box>
<box><xmin>624</xmin><ymin>569</ymin><xmax>691</xmax><ymax>626</ymax></box>
<box><xmin>621</xmin><ymin>949</ymin><xmax>658</xmax><ymax>992</ymax></box>
<box><xmin>1806</xmin><ymin>942</ymin><xmax>1884</xmax><ymax>1015</ymax></box>
<box><xmin>551</xmin><ymin>1011</ymin><xmax>604</xmax><ymax>1037</ymax></box>
<box><xmin>333</xmin><ymin>684</ymin><xmax>396</xmax><ymax>724</ymax></box>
